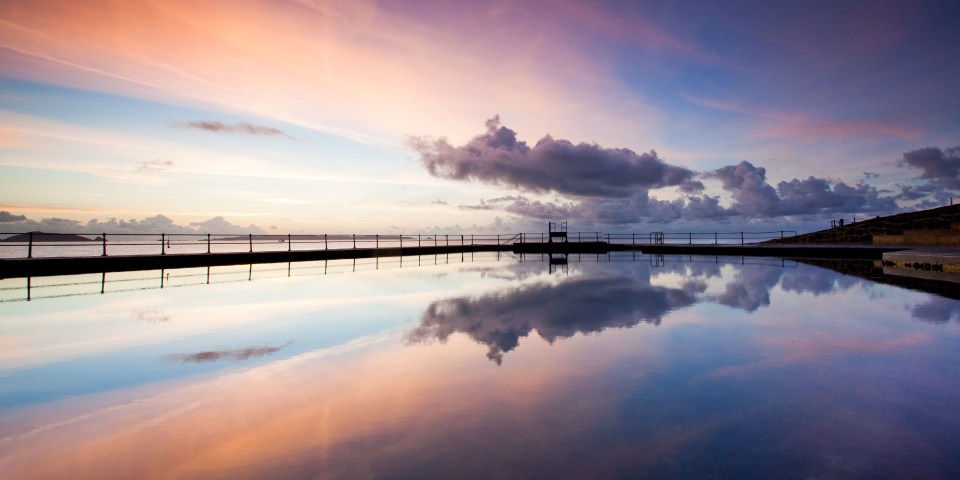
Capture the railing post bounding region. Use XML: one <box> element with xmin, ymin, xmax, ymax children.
<box><xmin>497</xmin><ymin>234</ymin><xmax>500</xmax><ymax>245</ymax></box>
<box><xmin>27</xmin><ymin>232</ymin><xmax>33</xmax><ymax>258</ymax></box>
<box><xmin>325</xmin><ymin>234</ymin><xmax>328</xmax><ymax>250</ymax></box>
<box><xmin>446</xmin><ymin>234</ymin><xmax>449</xmax><ymax>246</ymax></box>
<box><xmin>689</xmin><ymin>233</ymin><xmax>692</xmax><ymax>245</ymax></box>
<box><xmin>161</xmin><ymin>233</ymin><xmax>166</xmax><ymax>255</ymax></box>
<box><xmin>352</xmin><ymin>234</ymin><xmax>356</xmax><ymax>249</ymax></box>
<box><xmin>419</xmin><ymin>235</ymin><xmax>421</xmax><ymax>247</ymax></box>
<box><xmin>461</xmin><ymin>234</ymin><xmax>463</xmax><ymax>246</ymax></box>
<box><xmin>207</xmin><ymin>233</ymin><xmax>211</xmax><ymax>253</ymax></box>
<box><xmin>249</xmin><ymin>234</ymin><xmax>253</xmax><ymax>253</ymax></box>
<box><xmin>632</xmin><ymin>233</ymin><xmax>635</xmax><ymax>244</ymax></box>
<box><xmin>471</xmin><ymin>234</ymin><xmax>474</xmax><ymax>245</ymax></box>
<box><xmin>288</xmin><ymin>233</ymin><xmax>291</xmax><ymax>252</ymax></box>
<box><xmin>400</xmin><ymin>234</ymin><xmax>403</xmax><ymax>248</ymax></box>
<box><xmin>376</xmin><ymin>234</ymin><xmax>379</xmax><ymax>248</ymax></box>
<box><xmin>715</xmin><ymin>232</ymin><xmax>718</xmax><ymax>245</ymax></box>
<box><xmin>741</xmin><ymin>232</ymin><xmax>744</xmax><ymax>245</ymax></box>
<box><xmin>102</xmin><ymin>233</ymin><xmax>107</xmax><ymax>256</ymax></box>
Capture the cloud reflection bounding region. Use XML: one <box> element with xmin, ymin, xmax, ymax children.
<box><xmin>166</xmin><ymin>342</ymin><xmax>291</xmax><ymax>363</ymax></box>
<box><xmin>911</xmin><ymin>297</ymin><xmax>960</xmax><ymax>323</ymax></box>
<box><xmin>407</xmin><ymin>276</ymin><xmax>698</xmax><ymax>365</ymax></box>
<box><xmin>408</xmin><ymin>255</ymin><xmax>949</xmax><ymax>363</ymax></box>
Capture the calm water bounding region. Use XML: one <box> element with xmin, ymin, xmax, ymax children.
<box><xmin>1</xmin><ymin>252</ymin><xmax>959</xmax><ymax>479</ymax></box>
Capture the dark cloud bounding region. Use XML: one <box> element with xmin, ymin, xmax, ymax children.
<box><xmin>172</xmin><ymin>120</ymin><xmax>294</xmax><ymax>139</ymax></box>
<box><xmin>777</xmin><ymin>177</ymin><xmax>897</xmax><ymax>214</ymax></box>
<box><xmin>897</xmin><ymin>183</ymin><xmax>938</xmax><ymax>201</ymax></box>
<box><xmin>412</xmin><ymin>119</ymin><xmax>915</xmax><ymax>228</ymax></box>
<box><xmin>704</xmin><ymin>161</ymin><xmax>896</xmax><ymax>217</ymax></box>
<box><xmin>0</xmin><ymin>211</ymin><xmax>27</xmax><ymax>222</ymax></box>
<box><xmin>136</xmin><ymin>159</ymin><xmax>174</xmax><ymax>171</ymax></box>
<box><xmin>678</xmin><ymin>179</ymin><xmax>705</xmax><ymax>193</ymax></box>
<box><xmin>899</xmin><ymin>146</ymin><xmax>960</xmax><ymax>190</ymax></box>
<box><xmin>409</xmin><ymin>116</ymin><xmax>695</xmax><ymax>198</ymax></box>
<box><xmin>166</xmin><ymin>342</ymin><xmax>291</xmax><ymax>363</ymax></box>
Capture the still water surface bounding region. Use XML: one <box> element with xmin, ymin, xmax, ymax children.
<box><xmin>1</xmin><ymin>252</ymin><xmax>959</xmax><ymax>479</ymax></box>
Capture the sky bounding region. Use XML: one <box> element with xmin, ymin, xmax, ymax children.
<box><xmin>1</xmin><ymin>0</ymin><xmax>959</xmax><ymax>235</ymax></box>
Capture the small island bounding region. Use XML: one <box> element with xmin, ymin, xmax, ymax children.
<box><xmin>1</xmin><ymin>232</ymin><xmax>99</xmax><ymax>242</ymax></box>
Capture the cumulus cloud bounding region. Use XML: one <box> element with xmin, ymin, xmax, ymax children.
<box><xmin>706</xmin><ymin>161</ymin><xmax>781</xmax><ymax>215</ymax></box>
<box><xmin>0</xmin><ymin>212</ymin><xmax>267</xmax><ymax>235</ymax></box>
<box><xmin>897</xmin><ymin>147</ymin><xmax>960</xmax><ymax>204</ymax></box>
<box><xmin>705</xmin><ymin>161</ymin><xmax>896</xmax><ymax>217</ymax></box>
<box><xmin>777</xmin><ymin>176</ymin><xmax>897</xmax><ymax>214</ymax></box>
<box><xmin>899</xmin><ymin>147</ymin><xmax>960</xmax><ymax>189</ymax></box>
<box><xmin>413</xmin><ymin>118</ymin><xmax>914</xmax><ymax>229</ymax></box>
<box><xmin>409</xmin><ymin>116</ymin><xmax>694</xmax><ymax>198</ymax></box>
<box><xmin>0</xmin><ymin>211</ymin><xmax>27</xmax><ymax>222</ymax></box>
<box><xmin>189</xmin><ymin>216</ymin><xmax>267</xmax><ymax>235</ymax></box>
<box><xmin>172</xmin><ymin>120</ymin><xmax>294</xmax><ymax>139</ymax></box>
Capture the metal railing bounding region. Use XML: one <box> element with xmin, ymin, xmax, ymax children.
<box><xmin>604</xmin><ymin>230</ymin><xmax>798</xmax><ymax>246</ymax></box>
<box><xmin>0</xmin><ymin>229</ymin><xmax>799</xmax><ymax>259</ymax></box>
<box><xmin>0</xmin><ymin>232</ymin><xmax>526</xmax><ymax>259</ymax></box>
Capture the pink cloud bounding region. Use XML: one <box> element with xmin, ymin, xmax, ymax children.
<box><xmin>0</xmin><ymin>0</ymin><xmax>659</xmax><ymax>148</ymax></box>
<box><xmin>682</xmin><ymin>93</ymin><xmax>921</xmax><ymax>141</ymax></box>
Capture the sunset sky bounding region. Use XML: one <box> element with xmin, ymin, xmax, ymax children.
<box><xmin>1</xmin><ymin>0</ymin><xmax>958</xmax><ymax>235</ymax></box>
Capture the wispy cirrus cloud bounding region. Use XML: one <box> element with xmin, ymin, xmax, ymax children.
<box><xmin>135</xmin><ymin>159</ymin><xmax>174</xmax><ymax>171</ymax></box>
<box><xmin>171</xmin><ymin>121</ymin><xmax>294</xmax><ymax>139</ymax></box>
<box><xmin>681</xmin><ymin>93</ymin><xmax>921</xmax><ymax>141</ymax></box>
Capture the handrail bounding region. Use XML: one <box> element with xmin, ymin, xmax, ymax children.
<box><xmin>0</xmin><ymin>229</ymin><xmax>800</xmax><ymax>259</ymax></box>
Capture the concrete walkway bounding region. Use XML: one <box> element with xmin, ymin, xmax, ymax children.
<box><xmin>882</xmin><ymin>247</ymin><xmax>960</xmax><ymax>283</ymax></box>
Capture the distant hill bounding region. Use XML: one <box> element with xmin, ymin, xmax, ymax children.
<box><xmin>1</xmin><ymin>232</ymin><xmax>99</xmax><ymax>242</ymax></box>
<box><xmin>767</xmin><ymin>204</ymin><xmax>960</xmax><ymax>245</ymax></box>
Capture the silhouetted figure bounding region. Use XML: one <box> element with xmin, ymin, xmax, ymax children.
<box><xmin>839</xmin><ymin>218</ymin><xmax>844</xmax><ymax>227</ymax></box>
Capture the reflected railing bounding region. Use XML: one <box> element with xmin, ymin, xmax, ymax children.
<box><xmin>0</xmin><ymin>251</ymin><xmax>510</xmax><ymax>303</ymax></box>
<box><xmin>1</xmin><ymin>250</ymin><xmax>801</xmax><ymax>303</ymax></box>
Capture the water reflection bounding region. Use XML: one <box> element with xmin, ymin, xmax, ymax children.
<box><xmin>408</xmin><ymin>255</ymin><xmax>852</xmax><ymax>363</ymax></box>
<box><xmin>2</xmin><ymin>252</ymin><xmax>959</xmax><ymax>479</ymax></box>
<box><xmin>166</xmin><ymin>342</ymin><xmax>293</xmax><ymax>363</ymax></box>
<box><xmin>408</xmin><ymin>277</ymin><xmax>698</xmax><ymax>364</ymax></box>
